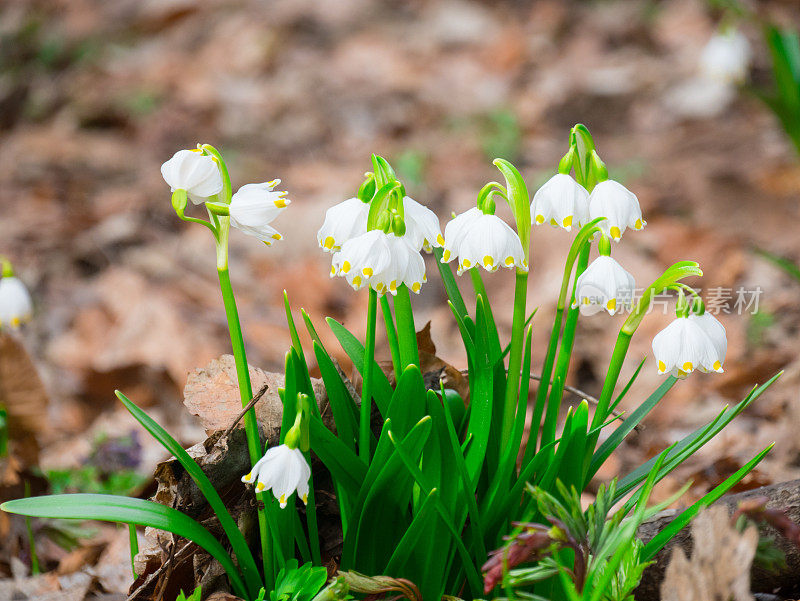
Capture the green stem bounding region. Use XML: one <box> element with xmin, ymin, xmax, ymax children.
<box><xmin>217</xmin><ymin>267</ymin><xmax>273</xmax><ymax>589</ymax></box>
<box><xmin>24</xmin><ymin>481</ymin><xmax>39</xmax><ymax>576</ymax></box>
<box><xmin>394</xmin><ymin>285</ymin><xmax>420</xmax><ymax>369</ymax></box>
<box><xmin>501</xmin><ymin>271</ymin><xmax>528</xmax><ymax>445</ymax></box>
<box><xmin>591</xmin><ymin>331</ymin><xmax>632</xmax><ymax>433</ymax></box>
<box><xmin>541</xmin><ymin>244</ymin><xmax>590</xmax><ymax>449</ymax></box>
<box><xmin>380</xmin><ymin>295</ymin><xmax>401</xmax><ymax>381</ymax></box>
<box><xmin>128</xmin><ymin>524</ymin><xmax>139</xmax><ymax>579</ymax></box>
<box><xmin>361</xmin><ymin>289</ymin><xmax>378</xmax><ymax>462</ymax></box>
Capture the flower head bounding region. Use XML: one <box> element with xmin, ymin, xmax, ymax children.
<box><xmin>652</xmin><ymin>314</ymin><xmax>725</xmax><ymax>378</ymax></box>
<box><xmin>689</xmin><ymin>311</ymin><xmax>727</xmax><ymax>364</ymax></box>
<box><xmin>531</xmin><ymin>174</ymin><xmax>590</xmax><ymax>232</ymax></box>
<box><xmin>403</xmin><ymin>196</ymin><xmax>443</xmax><ymax>252</ymax></box>
<box><xmin>588</xmin><ymin>180</ymin><xmax>645</xmax><ymax>241</ymax></box>
<box><xmin>241</xmin><ymin>444</ymin><xmax>311</xmax><ymax>508</ymax></box>
<box><xmin>229</xmin><ymin>180</ymin><xmax>289</xmax><ymax>245</ymax></box>
<box><xmin>332</xmin><ymin>229</ymin><xmax>426</xmax><ymax>295</ymax></box>
<box><xmin>317</xmin><ymin>197</ymin><xmax>370</xmax><ymax>253</ymax></box>
<box><xmin>442</xmin><ymin>208</ymin><xmax>527</xmax><ymax>275</ymax></box>
<box><xmin>0</xmin><ymin>276</ymin><xmax>33</xmax><ymax>329</ymax></box>
<box><xmin>161</xmin><ymin>149</ymin><xmax>223</xmax><ymax>205</ymax></box>
<box><xmin>572</xmin><ymin>256</ymin><xmax>635</xmax><ymax>315</ymax></box>
<box><xmin>701</xmin><ymin>30</ymin><xmax>751</xmax><ymax>84</ymax></box>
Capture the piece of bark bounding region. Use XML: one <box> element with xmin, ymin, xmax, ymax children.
<box><xmin>637</xmin><ymin>479</ymin><xmax>800</xmax><ymax>600</ymax></box>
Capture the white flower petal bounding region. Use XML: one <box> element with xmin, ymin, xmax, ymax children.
<box><xmin>701</xmin><ymin>30</ymin><xmax>751</xmax><ymax>84</ymax></box>
<box><xmin>317</xmin><ymin>198</ymin><xmax>370</xmax><ymax>252</ymax></box>
<box><xmin>161</xmin><ymin>150</ymin><xmax>223</xmax><ymax>204</ymax></box>
<box><xmin>403</xmin><ymin>196</ymin><xmax>443</xmax><ymax>252</ymax></box>
<box><xmin>242</xmin><ymin>445</ymin><xmax>311</xmax><ymax>509</ymax></box>
<box><xmin>573</xmin><ymin>256</ymin><xmax>635</xmax><ymax>316</ymax></box>
<box><xmin>531</xmin><ymin>174</ymin><xmax>590</xmax><ymax>231</ymax></box>
<box><xmin>230</xmin><ymin>182</ymin><xmax>289</xmax><ymax>228</ymax></box>
<box><xmin>443</xmin><ymin>210</ymin><xmax>525</xmax><ymax>274</ymax></box>
<box><xmin>652</xmin><ymin>316</ymin><xmax>721</xmax><ymax>377</ymax></box>
<box><xmin>588</xmin><ymin>180</ymin><xmax>645</xmax><ymax>241</ymax></box>
<box><xmin>0</xmin><ymin>276</ymin><xmax>33</xmax><ymax>329</ymax></box>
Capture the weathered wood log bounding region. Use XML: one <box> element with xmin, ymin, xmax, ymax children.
<box><xmin>636</xmin><ymin>479</ymin><xmax>800</xmax><ymax>600</ymax></box>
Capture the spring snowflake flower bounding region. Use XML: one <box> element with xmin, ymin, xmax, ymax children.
<box><xmin>229</xmin><ymin>180</ymin><xmax>289</xmax><ymax>245</ymax></box>
<box><xmin>0</xmin><ymin>276</ymin><xmax>33</xmax><ymax>329</ymax></box>
<box><xmin>572</xmin><ymin>256</ymin><xmax>635</xmax><ymax>315</ymax></box>
<box><xmin>441</xmin><ymin>208</ymin><xmax>527</xmax><ymax>275</ymax></box>
<box><xmin>241</xmin><ymin>444</ymin><xmax>311</xmax><ymax>508</ymax></box>
<box><xmin>331</xmin><ymin>229</ymin><xmax>426</xmax><ymax>295</ymax></box>
<box><xmin>701</xmin><ymin>30</ymin><xmax>751</xmax><ymax>84</ymax></box>
<box><xmin>531</xmin><ymin>174</ymin><xmax>590</xmax><ymax>232</ymax></box>
<box><xmin>588</xmin><ymin>180</ymin><xmax>645</xmax><ymax>241</ymax></box>
<box><xmin>652</xmin><ymin>315</ymin><xmax>725</xmax><ymax>378</ymax></box>
<box><xmin>403</xmin><ymin>196</ymin><xmax>443</xmax><ymax>252</ymax></box>
<box><xmin>317</xmin><ymin>197</ymin><xmax>370</xmax><ymax>253</ymax></box>
<box><xmin>160</xmin><ymin>149</ymin><xmax>223</xmax><ymax>204</ymax></box>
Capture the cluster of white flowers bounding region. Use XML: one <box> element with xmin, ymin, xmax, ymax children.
<box><xmin>0</xmin><ymin>273</ymin><xmax>33</xmax><ymax>330</ymax></box>
<box><xmin>652</xmin><ymin>311</ymin><xmax>726</xmax><ymax>378</ymax></box>
<box><xmin>161</xmin><ymin>149</ymin><xmax>288</xmax><ymax>245</ymax></box>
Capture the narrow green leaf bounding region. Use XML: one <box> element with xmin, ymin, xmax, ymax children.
<box><xmin>308</xmin><ymin>417</ymin><xmax>366</xmax><ymax>498</ymax></box>
<box><xmin>2</xmin><ymin>494</ymin><xmax>249</xmax><ymax>599</ymax></box>
<box><xmin>313</xmin><ymin>342</ymin><xmax>358</xmax><ymax>451</ymax></box>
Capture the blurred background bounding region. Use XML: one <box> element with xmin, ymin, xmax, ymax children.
<box><xmin>2</xmin><ymin>0</ymin><xmax>800</xmax><ymax>593</ymax></box>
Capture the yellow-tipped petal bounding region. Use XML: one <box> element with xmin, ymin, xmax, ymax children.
<box><xmin>462</xmin><ymin>259</ymin><xmax>471</xmax><ymax>268</ymax></box>
<box><xmin>606</xmin><ymin>298</ymin><xmax>616</xmax><ymax>312</ymax></box>
<box><xmin>256</xmin><ymin>482</ymin><xmax>266</xmax><ymax>492</ymax></box>
<box><xmin>610</xmin><ymin>226</ymin><xmax>621</xmax><ymax>240</ymax></box>
<box><xmin>342</xmin><ymin>261</ymin><xmax>351</xmax><ymax>274</ymax></box>
<box><xmin>330</xmin><ymin>265</ymin><xmax>336</xmax><ymax>275</ymax></box>
<box><xmin>713</xmin><ymin>360</ymin><xmax>722</xmax><ymax>372</ymax></box>
<box><xmin>504</xmin><ymin>256</ymin><xmax>514</xmax><ymax>266</ymax></box>
<box><xmin>362</xmin><ymin>267</ymin><xmax>373</xmax><ymax>276</ymax></box>
<box><xmin>323</xmin><ymin>236</ymin><xmax>335</xmax><ymax>249</ymax></box>
<box><xmin>483</xmin><ymin>255</ymin><xmax>494</xmax><ymax>268</ymax></box>
<box><xmin>390</xmin><ymin>280</ymin><xmax>397</xmax><ymax>292</ymax></box>
<box><xmin>11</xmin><ymin>317</ymin><xmax>20</xmax><ymax>327</ymax></box>
<box><xmin>562</xmin><ymin>216</ymin><xmax>573</xmax><ymax>228</ymax></box>
<box><xmin>352</xmin><ymin>275</ymin><xmax>362</xmax><ymax>287</ymax></box>
<box><xmin>436</xmin><ymin>234</ymin><xmax>445</xmax><ymax>245</ymax></box>
<box><xmin>550</xmin><ymin>218</ymin><xmax>558</xmax><ymax>226</ymax></box>
<box><xmin>243</xmin><ymin>472</ymin><xmax>252</xmax><ymax>482</ymax></box>
<box><xmin>658</xmin><ymin>360</ymin><xmax>666</xmax><ymax>373</ymax></box>
<box><xmin>412</xmin><ymin>282</ymin><xmax>421</xmax><ymax>293</ymax></box>
<box><xmin>271</xmin><ymin>233</ymin><xmax>282</xmax><ymax>240</ymax></box>
<box><xmin>279</xmin><ymin>494</ymin><xmax>286</xmax><ymax>506</ymax></box>
<box><xmin>536</xmin><ymin>215</ymin><xmax>545</xmax><ymax>224</ymax></box>
<box><xmin>442</xmin><ymin>249</ymin><xmax>451</xmax><ymax>261</ymax></box>
<box><xmin>682</xmin><ymin>361</ymin><xmax>693</xmax><ymax>372</ymax></box>
<box><xmin>274</xmin><ymin>197</ymin><xmax>288</xmax><ymax>208</ymax></box>
<box><xmin>302</xmin><ymin>493</ymin><xmax>308</xmax><ymax>504</ymax></box>
<box><xmin>634</xmin><ymin>218</ymin><xmax>643</xmax><ymax>230</ymax></box>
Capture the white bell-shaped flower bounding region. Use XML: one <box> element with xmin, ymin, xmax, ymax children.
<box><xmin>0</xmin><ymin>276</ymin><xmax>33</xmax><ymax>329</ymax></box>
<box><xmin>317</xmin><ymin>197</ymin><xmax>370</xmax><ymax>253</ymax></box>
<box><xmin>572</xmin><ymin>256</ymin><xmax>635</xmax><ymax>315</ymax></box>
<box><xmin>229</xmin><ymin>180</ymin><xmax>289</xmax><ymax>245</ymax></box>
<box><xmin>531</xmin><ymin>174</ymin><xmax>590</xmax><ymax>232</ymax></box>
<box><xmin>161</xmin><ymin>149</ymin><xmax>223</xmax><ymax>204</ymax></box>
<box><xmin>241</xmin><ymin>444</ymin><xmax>311</xmax><ymax>508</ymax></box>
<box><xmin>331</xmin><ymin>230</ymin><xmax>426</xmax><ymax>295</ymax></box>
<box><xmin>700</xmin><ymin>30</ymin><xmax>751</xmax><ymax>84</ymax></box>
<box><xmin>403</xmin><ymin>196</ymin><xmax>443</xmax><ymax>252</ymax></box>
<box><xmin>688</xmin><ymin>311</ymin><xmax>727</xmax><ymax>371</ymax></box>
<box><xmin>652</xmin><ymin>315</ymin><xmax>725</xmax><ymax>378</ymax></box>
<box><xmin>588</xmin><ymin>180</ymin><xmax>645</xmax><ymax>241</ymax></box>
<box><xmin>442</xmin><ymin>209</ymin><xmax>527</xmax><ymax>275</ymax></box>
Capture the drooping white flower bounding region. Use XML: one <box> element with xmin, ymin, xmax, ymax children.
<box><xmin>588</xmin><ymin>180</ymin><xmax>645</xmax><ymax>241</ymax></box>
<box><xmin>161</xmin><ymin>149</ymin><xmax>223</xmax><ymax>204</ymax></box>
<box><xmin>652</xmin><ymin>316</ymin><xmax>725</xmax><ymax>378</ymax></box>
<box><xmin>317</xmin><ymin>197</ymin><xmax>370</xmax><ymax>253</ymax></box>
<box><xmin>229</xmin><ymin>180</ymin><xmax>289</xmax><ymax>245</ymax></box>
<box><xmin>241</xmin><ymin>444</ymin><xmax>311</xmax><ymax>508</ymax></box>
<box><xmin>441</xmin><ymin>209</ymin><xmax>527</xmax><ymax>275</ymax></box>
<box><xmin>572</xmin><ymin>256</ymin><xmax>635</xmax><ymax>315</ymax></box>
<box><xmin>331</xmin><ymin>229</ymin><xmax>426</xmax><ymax>295</ymax></box>
<box><xmin>700</xmin><ymin>30</ymin><xmax>751</xmax><ymax>84</ymax></box>
<box><xmin>531</xmin><ymin>174</ymin><xmax>590</xmax><ymax>232</ymax></box>
<box><xmin>403</xmin><ymin>196</ymin><xmax>443</xmax><ymax>252</ymax></box>
<box><xmin>0</xmin><ymin>276</ymin><xmax>33</xmax><ymax>329</ymax></box>
<box><xmin>688</xmin><ymin>311</ymin><xmax>727</xmax><ymax>370</ymax></box>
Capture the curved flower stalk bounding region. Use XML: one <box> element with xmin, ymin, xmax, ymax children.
<box><xmin>0</xmin><ymin>259</ymin><xmax>33</xmax><ymax>329</ymax></box>
<box><xmin>531</xmin><ymin>173</ymin><xmax>589</xmax><ymax>232</ymax></box>
<box><xmin>588</xmin><ymin>180</ymin><xmax>645</xmax><ymax>241</ymax></box>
